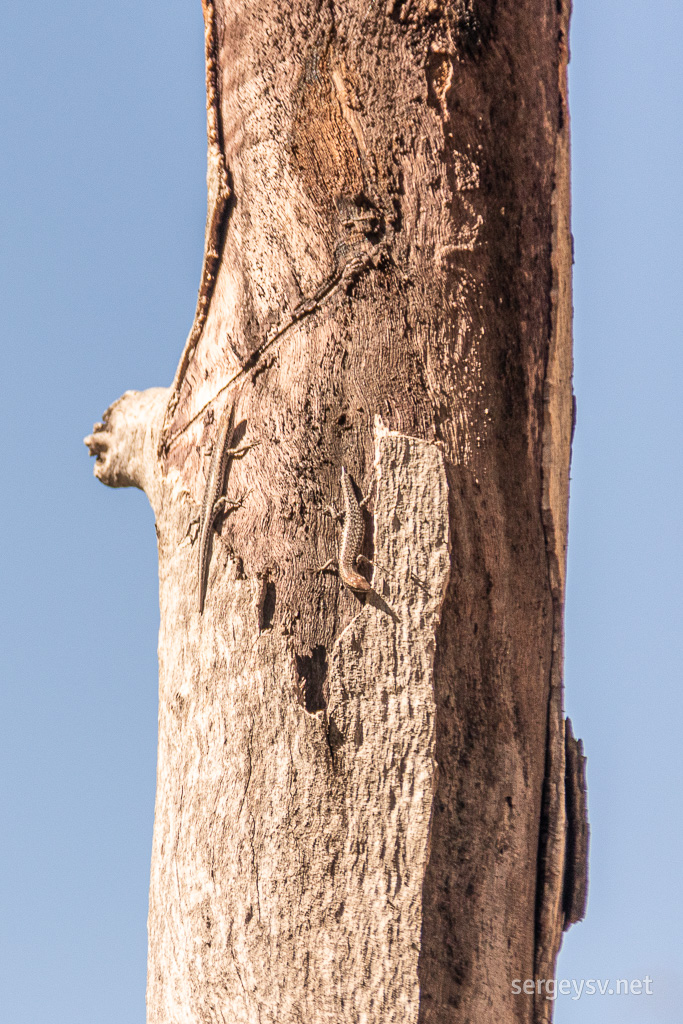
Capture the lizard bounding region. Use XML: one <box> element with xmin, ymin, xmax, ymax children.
<box><xmin>197</xmin><ymin>402</ymin><xmax>258</xmax><ymax>613</ymax></box>
<box><xmin>313</xmin><ymin>466</ymin><xmax>429</xmax><ymax>596</ymax></box>
<box><xmin>316</xmin><ymin>467</ymin><xmax>373</xmax><ymax>593</ymax></box>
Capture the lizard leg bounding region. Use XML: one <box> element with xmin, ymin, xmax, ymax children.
<box><xmin>322</xmin><ymin>503</ymin><xmax>344</xmax><ymax>523</ymax></box>
<box><xmin>357</xmin><ymin>554</ymin><xmax>429</xmax><ymax>592</ymax></box>
<box><xmin>305</xmin><ymin>557</ymin><xmax>338</xmax><ymax>576</ymax></box>
<box><xmin>358</xmin><ymin>478</ymin><xmax>375</xmax><ymax>510</ymax></box>
<box><xmin>225</xmin><ymin>441</ymin><xmax>260</xmax><ymax>460</ymax></box>
<box><xmin>213</xmin><ymin>493</ymin><xmax>247</xmax><ymax>519</ymax></box>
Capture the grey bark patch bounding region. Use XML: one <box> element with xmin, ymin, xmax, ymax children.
<box><xmin>146</xmin><ymin>430</ymin><xmax>450</xmax><ymax>1023</ymax></box>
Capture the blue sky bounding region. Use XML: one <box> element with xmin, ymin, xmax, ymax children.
<box><xmin>1</xmin><ymin>2</ymin><xmax>680</xmax><ymax>1021</ymax></box>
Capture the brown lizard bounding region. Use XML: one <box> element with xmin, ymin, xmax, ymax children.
<box><xmin>197</xmin><ymin>403</ymin><xmax>257</xmax><ymax>612</ymax></box>
<box><xmin>315</xmin><ymin>467</ymin><xmax>373</xmax><ymax>593</ymax></box>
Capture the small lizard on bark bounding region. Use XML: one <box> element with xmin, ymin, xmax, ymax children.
<box><xmin>315</xmin><ymin>467</ymin><xmax>373</xmax><ymax>593</ymax></box>
<box><xmin>197</xmin><ymin>403</ymin><xmax>257</xmax><ymax>613</ymax></box>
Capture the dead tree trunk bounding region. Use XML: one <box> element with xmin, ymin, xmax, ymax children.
<box><xmin>85</xmin><ymin>1</ymin><xmax>587</xmax><ymax>1021</ymax></box>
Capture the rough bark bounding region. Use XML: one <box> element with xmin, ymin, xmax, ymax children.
<box><xmin>85</xmin><ymin>1</ymin><xmax>587</xmax><ymax>1021</ymax></box>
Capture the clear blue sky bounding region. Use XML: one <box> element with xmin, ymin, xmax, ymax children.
<box><xmin>1</xmin><ymin>2</ymin><xmax>680</xmax><ymax>1021</ymax></box>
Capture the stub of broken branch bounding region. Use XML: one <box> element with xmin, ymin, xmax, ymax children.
<box><xmin>84</xmin><ymin>387</ymin><xmax>169</xmax><ymax>516</ymax></box>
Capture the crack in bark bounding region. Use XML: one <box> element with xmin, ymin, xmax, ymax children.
<box><xmin>249</xmin><ymin>813</ymin><xmax>261</xmax><ymax>924</ymax></box>
<box><xmin>230</xmin><ymin>943</ymin><xmax>249</xmax><ymax>1011</ymax></box>
<box><xmin>237</xmin><ymin>723</ymin><xmax>254</xmax><ymax>822</ymax></box>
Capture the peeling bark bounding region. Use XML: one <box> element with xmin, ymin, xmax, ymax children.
<box><xmin>85</xmin><ymin>1</ymin><xmax>586</xmax><ymax>1021</ymax></box>
<box><xmin>563</xmin><ymin>718</ymin><xmax>589</xmax><ymax>930</ymax></box>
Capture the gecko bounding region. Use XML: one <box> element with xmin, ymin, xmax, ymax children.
<box><xmin>198</xmin><ymin>403</ymin><xmax>257</xmax><ymax>613</ymax></box>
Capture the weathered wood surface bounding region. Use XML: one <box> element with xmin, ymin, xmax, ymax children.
<box><xmin>85</xmin><ymin>1</ymin><xmax>585</xmax><ymax>1021</ymax></box>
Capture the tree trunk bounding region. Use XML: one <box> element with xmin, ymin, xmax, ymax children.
<box><xmin>85</xmin><ymin>1</ymin><xmax>587</xmax><ymax>1022</ymax></box>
